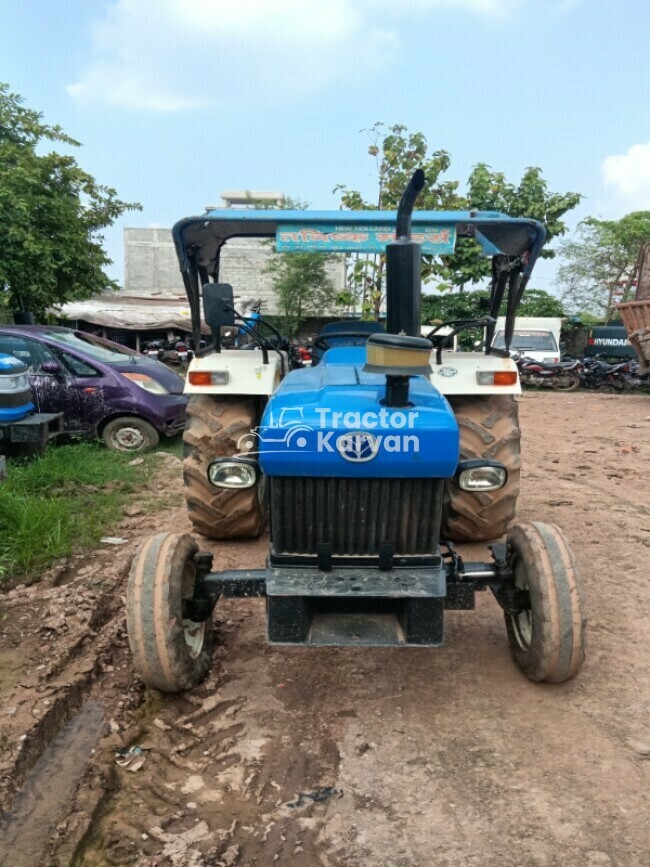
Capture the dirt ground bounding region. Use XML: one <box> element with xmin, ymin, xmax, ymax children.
<box><xmin>1</xmin><ymin>392</ymin><xmax>649</xmax><ymax>867</ymax></box>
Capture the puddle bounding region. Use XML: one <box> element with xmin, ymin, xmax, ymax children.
<box><xmin>0</xmin><ymin>702</ymin><xmax>104</xmax><ymax>867</ymax></box>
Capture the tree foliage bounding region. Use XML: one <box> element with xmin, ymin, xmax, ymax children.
<box><xmin>0</xmin><ymin>84</ymin><xmax>140</xmax><ymax>317</ymax></box>
<box><xmin>334</xmin><ymin>123</ymin><xmax>581</xmax><ymax>316</ymax></box>
<box><xmin>264</xmin><ymin>252</ymin><xmax>337</xmax><ymax>336</ymax></box>
<box><xmin>252</xmin><ymin>193</ymin><xmax>342</xmax><ymax>335</ymax></box>
<box><xmin>422</xmin><ymin>287</ymin><xmax>565</xmax><ymax>349</ymax></box>
<box><xmin>556</xmin><ymin>212</ymin><xmax>650</xmax><ymax>319</ymax></box>
<box><xmin>422</xmin><ymin>287</ymin><xmax>565</xmax><ymax>324</ymax></box>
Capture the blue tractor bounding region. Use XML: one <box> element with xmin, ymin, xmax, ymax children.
<box><xmin>0</xmin><ymin>353</ymin><xmax>34</xmax><ymax>423</ymax></box>
<box><xmin>126</xmin><ymin>171</ymin><xmax>586</xmax><ymax>691</ymax></box>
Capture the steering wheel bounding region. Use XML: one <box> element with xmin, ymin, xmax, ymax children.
<box><xmin>312</xmin><ymin>331</ymin><xmax>378</xmax><ymax>352</ymax></box>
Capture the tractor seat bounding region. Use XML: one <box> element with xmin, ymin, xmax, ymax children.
<box><xmin>312</xmin><ymin>320</ymin><xmax>385</xmax><ymax>366</ymax></box>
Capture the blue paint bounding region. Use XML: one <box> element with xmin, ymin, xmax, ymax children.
<box><xmin>0</xmin><ymin>403</ymin><xmax>35</xmax><ymax>423</ymax></box>
<box><xmin>0</xmin><ymin>353</ymin><xmax>27</xmax><ymax>373</ymax></box>
<box><xmin>258</xmin><ymin>347</ymin><xmax>459</xmax><ymax>479</ymax></box>
<box><xmin>0</xmin><ymin>352</ymin><xmax>33</xmax><ymax>422</ymax></box>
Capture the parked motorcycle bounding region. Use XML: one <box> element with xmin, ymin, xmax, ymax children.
<box><xmin>579</xmin><ymin>357</ymin><xmax>633</xmax><ymax>393</ymax></box>
<box><xmin>141</xmin><ymin>338</ymin><xmax>192</xmax><ymax>366</ymax></box>
<box><xmin>515</xmin><ymin>355</ymin><xmax>582</xmax><ymax>391</ymax></box>
<box><xmin>625</xmin><ymin>360</ymin><xmax>650</xmax><ymax>389</ymax></box>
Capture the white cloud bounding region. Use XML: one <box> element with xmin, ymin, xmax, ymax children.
<box><xmin>68</xmin><ymin>0</ymin><xmax>397</xmax><ymax>111</ymax></box>
<box><xmin>68</xmin><ymin>0</ymin><xmax>553</xmax><ymax>111</ymax></box>
<box><xmin>601</xmin><ymin>142</ymin><xmax>650</xmax><ymax>216</ymax></box>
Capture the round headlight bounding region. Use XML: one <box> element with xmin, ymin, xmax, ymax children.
<box><xmin>458</xmin><ymin>465</ymin><xmax>507</xmax><ymax>492</ymax></box>
<box><xmin>208</xmin><ymin>460</ymin><xmax>257</xmax><ymax>489</ymax></box>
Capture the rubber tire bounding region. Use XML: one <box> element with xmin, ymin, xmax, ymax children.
<box><xmin>552</xmin><ymin>372</ymin><xmax>581</xmax><ymax>392</ymax></box>
<box><xmin>183</xmin><ymin>395</ymin><xmax>263</xmax><ymax>539</ymax></box>
<box><xmin>443</xmin><ymin>394</ymin><xmax>521</xmax><ymax>542</ymax></box>
<box><xmin>126</xmin><ymin>532</ymin><xmax>213</xmax><ymax>692</ymax></box>
<box><xmin>599</xmin><ymin>379</ymin><xmax>628</xmax><ymax>394</ymax></box>
<box><xmin>102</xmin><ymin>416</ymin><xmax>159</xmax><ymax>452</ymax></box>
<box><xmin>504</xmin><ymin>521</ymin><xmax>586</xmax><ymax>683</ymax></box>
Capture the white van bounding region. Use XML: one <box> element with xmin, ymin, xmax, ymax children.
<box><xmin>492</xmin><ymin>317</ymin><xmax>562</xmax><ymax>364</ymax></box>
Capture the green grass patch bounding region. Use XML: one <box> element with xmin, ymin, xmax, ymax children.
<box><xmin>0</xmin><ymin>442</ymin><xmax>156</xmax><ymax>581</ymax></box>
<box><xmin>155</xmin><ymin>432</ymin><xmax>184</xmax><ymax>458</ymax></box>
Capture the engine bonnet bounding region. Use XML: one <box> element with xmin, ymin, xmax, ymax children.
<box><xmin>257</xmin><ymin>348</ymin><xmax>459</xmax><ymax>479</ymax></box>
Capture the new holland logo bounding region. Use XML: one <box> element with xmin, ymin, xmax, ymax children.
<box><xmin>336</xmin><ymin>431</ymin><xmax>380</xmax><ymax>462</ymax></box>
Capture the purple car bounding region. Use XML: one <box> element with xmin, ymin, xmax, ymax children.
<box><xmin>0</xmin><ymin>326</ymin><xmax>187</xmax><ymax>452</ymax></box>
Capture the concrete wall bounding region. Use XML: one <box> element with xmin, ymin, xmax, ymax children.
<box><xmin>124</xmin><ymin>229</ymin><xmax>181</xmax><ymax>297</ymax></box>
<box><xmin>124</xmin><ymin>228</ymin><xmax>346</xmax><ymax>315</ymax></box>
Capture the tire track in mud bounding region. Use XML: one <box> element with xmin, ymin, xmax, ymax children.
<box><xmin>0</xmin><ymin>454</ymin><xmax>192</xmax><ymax>865</ymax></box>
<box><xmin>0</xmin><ymin>703</ymin><xmax>105</xmax><ymax>867</ymax></box>
<box><xmin>76</xmin><ymin>599</ymin><xmax>343</xmax><ymax>866</ymax></box>
<box><xmin>0</xmin><ymin>550</ymin><xmax>132</xmax><ymax>813</ymax></box>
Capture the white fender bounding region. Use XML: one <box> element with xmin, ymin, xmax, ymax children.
<box><xmin>183</xmin><ymin>348</ymin><xmax>520</xmax><ymax>398</ymax></box>
<box><xmin>184</xmin><ymin>349</ymin><xmax>285</xmax><ymax>396</ymax></box>
<box><xmin>431</xmin><ymin>351</ymin><xmax>521</xmax><ymax>395</ymax></box>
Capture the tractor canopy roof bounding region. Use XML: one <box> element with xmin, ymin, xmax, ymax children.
<box><xmin>172</xmin><ymin>208</ymin><xmax>546</xmax><ymax>279</ymax></box>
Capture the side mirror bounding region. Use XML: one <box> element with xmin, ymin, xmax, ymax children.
<box><xmin>203</xmin><ymin>283</ymin><xmax>235</xmax><ymax>352</ymax></box>
<box><xmin>559</xmin><ymin>340</ymin><xmax>567</xmax><ymax>352</ymax></box>
<box><xmin>40</xmin><ymin>361</ymin><xmax>62</xmax><ymax>375</ymax></box>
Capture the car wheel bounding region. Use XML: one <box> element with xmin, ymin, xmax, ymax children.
<box><xmin>102</xmin><ymin>416</ymin><xmax>160</xmax><ymax>452</ymax></box>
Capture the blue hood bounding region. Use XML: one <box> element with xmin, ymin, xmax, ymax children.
<box><xmin>258</xmin><ymin>347</ymin><xmax>459</xmax><ymax>479</ymax></box>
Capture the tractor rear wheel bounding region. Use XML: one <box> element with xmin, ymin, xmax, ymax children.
<box><xmin>183</xmin><ymin>395</ymin><xmax>264</xmax><ymax>539</ymax></box>
<box><xmin>443</xmin><ymin>394</ymin><xmax>521</xmax><ymax>542</ymax></box>
<box><xmin>126</xmin><ymin>532</ymin><xmax>213</xmax><ymax>692</ymax></box>
<box><xmin>504</xmin><ymin>521</ymin><xmax>586</xmax><ymax>683</ymax></box>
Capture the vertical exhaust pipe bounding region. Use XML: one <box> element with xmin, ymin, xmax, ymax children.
<box><xmin>386</xmin><ymin>169</ymin><xmax>426</xmax><ymax>337</ymax></box>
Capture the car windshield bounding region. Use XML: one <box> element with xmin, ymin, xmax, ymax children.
<box><xmin>43</xmin><ymin>331</ymin><xmax>136</xmax><ymax>362</ymax></box>
<box><xmin>493</xmin><ymin>330</ymin><xmax>557</xmax><ymax>351</ymax></box>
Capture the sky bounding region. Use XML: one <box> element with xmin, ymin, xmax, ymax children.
<box><xmin>1</xmin><ymin>0</ymin><xmax>649</xmax><ymax>293</ymax></box>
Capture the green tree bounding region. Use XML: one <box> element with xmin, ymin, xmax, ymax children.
<box><xmin>448</xmin><ymin>163</ymin><xmax>582</xmax><ymax>290</ymax></box>
<box><xmin>422</xmin><ymin>287</ymin><xmax>565</xmax><ymax>323</ymax></box>
<box><xmin>556</xmin><ymin>212</ymin><xmax>650</xmax><ymax>318</ymax></box>
<box><xmin>249</xmin><ymin>193</ymin><xmax>343</xmax><ymax>334</ymax></box>
<box><xmin>0</xmin><ymin>84</ymin><xmax>140</xmax><ymax>318</ymax></box>
<box><xmin>334</xmin><ymin>123</ymin><xmax>581</xmax><ymax>315</ymax></box>
<box><xmin>334</xmin><ymin>123</ymin><xmax>463</xmax><ymax>317</ymax></box>
<box><xmin>264</xmin><ymin>252</ymin><xmax>337</xmax><ymax>335</ymax></box>
<box><xmin>421</xmin><ymin>287</ymin><xmax>565</xmax><ymax>349</ymax></box>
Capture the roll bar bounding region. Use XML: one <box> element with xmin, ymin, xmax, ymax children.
<box><xmin>172</xmin><ymin>187</ymin><xmax>546</xmax><ymax>355</ymax></box>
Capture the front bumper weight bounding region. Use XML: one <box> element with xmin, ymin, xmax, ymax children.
<box><xmin>187</xmin><ymin>555</ymin><xmax>510</xmax><ymax>648</ymax></box>
<box><xmin>265</xmin><ymin>565</ymin><xmax>446</xmax><ymax>647</ymax></box>
<box><xmin>190</xmin><ymin>563</ymin><xmax>447</xmax><ymax>648</ymax></box>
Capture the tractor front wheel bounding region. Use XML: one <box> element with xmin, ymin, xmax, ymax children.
<box><xmin>443</xmin><ymin>394</ymin><xmax>521</xmax><ymax>542</ymax></box>
<box><xmin>183</xmin><ymin>395</ymin><xmax>264</xmax><ymax>539</ymax></box>
<box><xmin>504</xmin><ymin>521</ymin><xmax>586</xmax><ymax>683</ymax></box>
<box><xmin>126</xmin><ymin>532</ymin><xmax>213</xmax><ymax>692</ymax></box>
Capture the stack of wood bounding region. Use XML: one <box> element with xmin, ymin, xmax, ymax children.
<box><xmin>617</xmin><ymin>240</ymin><xmax>650</xmax><ymax>370</ymax></box>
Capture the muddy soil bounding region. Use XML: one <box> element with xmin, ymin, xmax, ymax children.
<box><xmin>1</xmin><ymin>393</ymin><xmax>649</xmax><ymax>867</ymax></box>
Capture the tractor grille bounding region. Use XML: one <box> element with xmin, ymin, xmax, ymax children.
<box><xmin>270</xmin><ymin>477</ymin><xmax>443</xmax><ymax>556</ymax></box>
